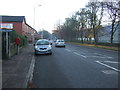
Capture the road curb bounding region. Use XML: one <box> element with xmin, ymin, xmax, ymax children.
<box><xmin>23</xmin><ymin>55</ymin><xmax>35</xmax><ymax>88</ymax></box>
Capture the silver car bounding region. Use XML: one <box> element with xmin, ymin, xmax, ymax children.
<box><xmin>34</xmin><ymin>39</ymin><xmax>52</xmax><ymax>55</ymax></box>
<box><xmin>55</xmin><ymin>39</ymin><xmax>66</xmax><ymax>47</ymax></box>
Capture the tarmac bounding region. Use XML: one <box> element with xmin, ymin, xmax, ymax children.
<box><xmin>2</xmin><ymin>43</ymin><xmax>35</xmax><ymax>89</ymax></box>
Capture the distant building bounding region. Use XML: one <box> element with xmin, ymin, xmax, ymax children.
<box><xmin>0</xmin><ymin>15</ymin><xmax>37</xmax><ymax>42</ymax></box>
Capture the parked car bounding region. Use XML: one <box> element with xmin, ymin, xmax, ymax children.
<box><xmin>34</xmin><ymin>39</ymin><xmax>52</xmax><ymax>55</ymax></box>
<box><xmin>55</xmin><ymin>39</ymin><xmax>66</xmax><ymax>47</ymax></box>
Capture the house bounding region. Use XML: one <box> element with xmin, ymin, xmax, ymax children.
<box><xmin>0</xmin><ymin>15</ymin><xmax>37</xmax><ymax>42</ymax></box>
<box><xmin>0</xmin><ymin>15</ymin><xmax>37</xmax><ymax>59</ymax></box>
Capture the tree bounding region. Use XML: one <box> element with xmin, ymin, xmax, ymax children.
<box><xmin>60</xmin><ymin>15</ymin><xmax>79</xmax><ymax>41</ymax></box>
<box><xmin>104</xmin><ymin>1</ymin><xmax>120</xmax><ymax>43</ymax></box>
<box><xmin>86</xmin><ymin>1</ymin><xmax>101</xmax><ymax>43</ymax></box>
<box><xmin>76</xmin><ymin>8</ymin><xmax>89</xmax><ymax>43</ymax></box>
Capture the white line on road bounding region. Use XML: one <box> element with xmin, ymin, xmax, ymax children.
<box><xmin>102</xmin><ymin>70</ymin><xmax>118</xmax><ymax>74</ymax></box>
<box><xmin>87</xmin><ymin>56</ymin><xmax>112</xmax><ymax>59</ymax></box>
<box><xmin>65</xmin><ymin>49</ymin><xmax>71</xmax><ymax>52</ymax></box>
<box><xmin>103</xmin><ymin>61</ymin><xmax>120</xmax><ymax>64</ymax></box>
<box><xmin>95</xmin><ymin>61</ymin><xmax>120</xmax><ymax>72</ymax></box>
<box><xmin>94</xmin><ymin>53</ymin><xmax>113</xmax><ymax>59</ymax></box>
<box><xmin>73</xmin><ymin>52</ymin><xmax>87</xmax><ymax>58</ymax></box>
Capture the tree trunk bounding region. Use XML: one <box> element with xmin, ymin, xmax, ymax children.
<box><xmin>93</xmin><ymin>25</ymin><xmax>97</xmax><ymax>44</ymax></box>
<box><xmin>110</xmin><ymin>20</ymin><xmax>115</xmax><ymax>43</ymax></box>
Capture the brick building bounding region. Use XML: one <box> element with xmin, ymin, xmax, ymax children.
<box><xmin>0</xmin><ymin>15</ymin><xmax>38</xmax><ymax>59</ymax></box>
<box><xmin>0</xmin><ymin>15</ymin><xmax>37</xmax><ymax>42</ymax></box>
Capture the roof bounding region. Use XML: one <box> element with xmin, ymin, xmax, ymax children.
<box><xmin>1</xmin><ymin>15</ymin><xmax>25</xmax><ymax>22</ymax></box>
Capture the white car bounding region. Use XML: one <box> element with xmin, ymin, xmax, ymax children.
<box><xmin>34</xmin><ymin>39</ymin><xmax>52</xmax><ymax>55</ymax></box>
<box><xmin>55</xmin><ymin>39</ymin><xmax>66</xmax><ymax>47</ymax></box>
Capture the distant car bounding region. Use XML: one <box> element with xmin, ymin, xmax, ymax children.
<box><xmin>34</xmin><ymin>39</ymin><xmax>52</xmax><ymax>55</ymax></box>
<box><xmin>55</xmin><ymin>39</ymin><xmax>66</xmax><ymax>47</ymax></box>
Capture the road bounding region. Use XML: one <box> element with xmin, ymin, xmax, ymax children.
<box><xmin>32</xmin><ymin>43</ymin><xmax>119</xmax><ymax>88</ymax></box>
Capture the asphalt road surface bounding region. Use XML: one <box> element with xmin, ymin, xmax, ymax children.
<box><xmin>32</xmin><ymin>43</ymin><xmax>119</xmax><ymax>88</ymax></box>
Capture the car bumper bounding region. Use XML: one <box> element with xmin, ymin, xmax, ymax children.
<box><xmin>55</xmin><ymin>44</ymin><xmax>65</xmax><ymax>47</ymax></box>
<box><xmin>35</xmin><ymin>49</ymin><xmax>52</xmax><ymax>54</ymax></box>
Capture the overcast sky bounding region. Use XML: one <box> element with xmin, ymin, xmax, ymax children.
<box><xmin>0</xmin><ymin>0</ymin><xmax>91</xmax><ymax>33</ymax></box>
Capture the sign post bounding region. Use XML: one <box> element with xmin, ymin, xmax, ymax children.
<box><xmin>6</xmin><ymin>32</ymin><xmax>8</xmax><ymax>56</ymax></box>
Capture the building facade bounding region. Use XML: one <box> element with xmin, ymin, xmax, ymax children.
<box><xmin>0</xmin><ymin>16</ymin><xmax>37</xmax><ymax>42</ymax></box>
<box><xmin>0</xmin><ymin>15</ymin><xmax>37</xmax><ymax>59</ymax></box>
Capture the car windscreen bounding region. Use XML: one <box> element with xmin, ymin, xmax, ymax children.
<box><xmin>58</xmin><ymin>40</ymin><xmax>64</xmax><ymax>42</ymax></box>
<box><xmin>36</xmin><ymin>41</ymin><xmax>49</xmax><ymax>45</ymax></box>
<box><xmin>61</xmin><ymin>40</ymin><xmax>64</xmax><ymax>42</ymax></box>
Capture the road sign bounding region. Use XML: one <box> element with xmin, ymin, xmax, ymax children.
<box><xmin>1</xmin><ymin>23</ymin><xmax>13</xmax><ymax>29</ymax></box>
<box><xmin>1</xmin><ymin>29</ymin><xmax>13</xmax><ymax>32</ymax></box>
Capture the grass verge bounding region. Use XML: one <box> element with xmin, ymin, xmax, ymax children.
<box><xmin>67</xmin><ymin>42</ymin><xmax>119</xmax><ymax>51</ymax></box>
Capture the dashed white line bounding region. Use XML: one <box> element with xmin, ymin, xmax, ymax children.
<box><xmin>73</xmin><ymin>52</ymin><xmax>87</xmax><ymax>58</ymax></box>
<box><xmin>96</xmin><ymin>61</ymin><xmax>120</xmax><ymax>72</ymax></box>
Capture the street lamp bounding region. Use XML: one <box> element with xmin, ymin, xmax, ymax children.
<box><xmin>33</xmin><ymin>4</ymin><xmax>42</xmax><ymax>42</ymax></box>
<box><xmin>33</xmin><ymin>5</ymin><xmax>42</xmax><ymax>29</ymax></box>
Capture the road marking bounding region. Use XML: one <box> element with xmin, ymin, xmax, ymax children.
<box><xmin>96</xmin><ymin>61</ymin><xmax>120</xmax><ymax>72</ymax></box>
<box><xmin>73</xmin><ymin>52</ymin><xmax>87</xmax><ymax>58</ymax></box>
<box><xmin>102</xmin><ymin>70</ymin><xmax>118</xmax><ymax>74</ymax></box>
<box><xmin>25</xmin><ymin>55</ymin><xmax>35</xmax><ymax>88</ymax></box>
<box><xmin>103</xmin><ymin>61</ymin><xmax>120</xmax><ymax>64</ymax></box>
<box><xmin>87</xmin><ymin>56</ymin><xmax>112</xmax><ymax>59</ymax></box>
<box><xmin>65</xmin><ymin>49</ymin><xmax>71</xmax><ymax>52</ymax></box>
<box><xmin>94</xmin><ymin>53</ymin><xmax>113</xmax><ymax>59</ymax></box>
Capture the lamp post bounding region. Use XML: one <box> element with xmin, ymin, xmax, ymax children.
<box><xmin>33</xmin><ymin>5</ymin><xmax>42</xmax><ymax>29</ymax></box>
<box><xmin>33</xmin><ymin>5</ymin><xmax>42</xmax><ymax>42</ymax></box>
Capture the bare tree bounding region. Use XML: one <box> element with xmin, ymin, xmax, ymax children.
<box><xmin>86</xmin><ymin>1</ymin><xmax>100</xmax><ymax>43</ymax></box>
<box><xmin>76</xmin><ymin>8</ymin><xmax>89</xmax><ymax>43</ymax></box>
<box><xmin>104</xmin><ymin>1</ymin><xmax>120</xmax><ymax>43</ymax></box>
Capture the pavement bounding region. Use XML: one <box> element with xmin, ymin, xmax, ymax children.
<box><xmin>2</xmin><ymin>43</ymin><xmax>35</xmax><ymax>89</ymax></box>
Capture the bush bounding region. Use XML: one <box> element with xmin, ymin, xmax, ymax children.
<box><xmin>9</xmin><ymin>29</ymin><xmax>28</xmax><ymax>47</ymax></box>
<box><xmin>18</xmin><ymin>34</ymin><xmax>28</xmax><ymax>46</ymax></box>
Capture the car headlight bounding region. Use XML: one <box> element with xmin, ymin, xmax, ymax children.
<box><xmin>47</xmin><ymin>46</ymin><xmax>52</xmax><ymax>50</ymax></box>
<box><xmin>35</xmin><ymin>46</ymin><xmax>37</xmax><ymax>49</ymax></box>
<box><xmin>35</xmin><ymin>46</ymin><xmax>39</xmax><ymax>50</ymax></box>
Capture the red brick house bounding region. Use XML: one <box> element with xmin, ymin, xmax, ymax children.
<box><xmin>0</xmin><ymin>15</ymin><xmax>37</xmax><ymax>59</ymax></box>
<box><xmin>0</xmin><ymin>15</ymin><xmax>37</xmax><ymax>42</ymax></box>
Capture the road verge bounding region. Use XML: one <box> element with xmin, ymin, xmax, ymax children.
<box><xmin>67</xmin><ymin>42</ymin><xmax>119</xmax><ymax>51</ymax></box>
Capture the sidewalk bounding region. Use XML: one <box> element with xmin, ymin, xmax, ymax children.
<box><xmin>2</xmin><ymin>44</ymin><xmax>34</xmax><ymax>88</ymax></box>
